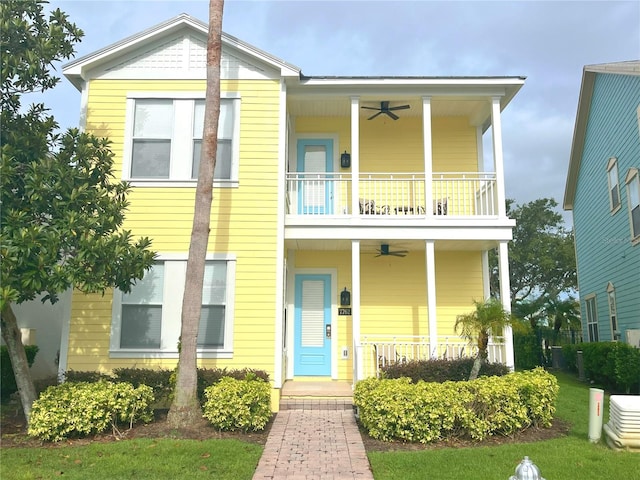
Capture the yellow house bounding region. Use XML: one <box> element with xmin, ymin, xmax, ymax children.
<box><xmin>61</xmin><ymin>14</ymin><xmax>523</xmax><ymax>409</ymax></box>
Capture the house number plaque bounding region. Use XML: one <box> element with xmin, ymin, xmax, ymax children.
<box><xmin>338</xmin><ymin>308</ymin><xmax>352</xmax><ymax>316</ymax></box>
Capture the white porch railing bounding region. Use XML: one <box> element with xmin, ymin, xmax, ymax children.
<box><xmin>359</xmin><ymin>335</ymin><xmax>506</xmax><ymax>380</ymax></box>
<box><xmin>285</xmin><ymin>172</ymin><xmax>498</xmax><ymax>217</ymax></box>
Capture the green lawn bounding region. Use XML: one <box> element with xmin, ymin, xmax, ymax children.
<box><xmin>0</xmin><ymin>437</ymin><xmax>262</xmax><ymax>480</ymax></box>
<box><xmin>1</xmin><ymin>373</ymin><xmax>637</xmax><ymax>480</ymax></box>
<box><xmin>367</xmin><ymin>372</ymin><xmax>639</xmax><ymax>480</ymax></box>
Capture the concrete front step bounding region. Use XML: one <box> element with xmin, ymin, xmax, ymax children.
<box><xmin>280</xmin><ymin>380</ymin><xmax>354</xmax><ymax>411</ymax></box>
<box><xmin>280</xmin><ymin>398</ymin><xmax>353</xmax><ymax>411</ymax></box>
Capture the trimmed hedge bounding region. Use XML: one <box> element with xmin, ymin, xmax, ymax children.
<box><xmin>202</xmin><ymin>375</ymin><xmax>272</xmax><ymax>431</ymax></box>
<box><xmin>381</xmin><ymin>357</ymin><xmax>509</xmax><ymax>383</ymax></box>
<box><xmin>0</xmin><ymin>345</ymin><xmax>39</xmax><ymax>399</ymax></box>
<box><xmin>28</xmin><ymin>381</ymin><xmax>154</xmax><ymax>441</ymax></box>
<box><xmin>563</xmin><ymin>342</ymin><xmax>640</xmax><ymax>393</ymax></box>
<box><xmin>354</xmin><ymin>367</ymin><xmax>558</xmax><ymax>443</ymax></box>
<box><xmin>63</xmin><ymin>367</ymin><xmax>270</xmax><ymax>405</ymax></box>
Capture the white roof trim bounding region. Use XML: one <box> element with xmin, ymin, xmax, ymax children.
<box><xmin>63</xmin><ymin>13</ymin><xmax>300</xmax><ymax>89</ymax></box>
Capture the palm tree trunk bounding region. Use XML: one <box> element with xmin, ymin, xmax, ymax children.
<box><xmin>167</xmin><ymin>0</ymin><xmax>224</xmax><ymax>429</ymax></box>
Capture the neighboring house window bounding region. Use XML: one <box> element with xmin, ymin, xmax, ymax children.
<box><xmin>585</xmin><ymin>295</ymin><xmax>598</xmax><ymax>342</ymax></box>
<box><xmin>606</xmin><ymin>282</ymin><xmax>618</xmax><ymax>340</ymax></box>
<box><xmin>111</xmin><ymin>256</ymin><xmax>236</xmax><ymax>358</ymax></box>
<box><xmin>125</xmin><ymin>93</ymin><xmax>240</xmax><ymax>185</ymax></box>
<box><xmin>607</xmin><ymin>157</ymin><xmax>621</xmax><ymax>212</ymax></box>
<box><xmin>626</xmin><ymin>168</ymin><xmax>640</xmax><ymax>243</ymax></box>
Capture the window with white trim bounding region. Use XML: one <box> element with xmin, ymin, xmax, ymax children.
<box><xmin>606</xmin><ymin>282</ymin><xmax>618</xmax><ymax>340</ymax></box>
<box><xmin>111</xmin><ymin>257</ymin><xmax>235</xmax><ymax>357</ymax></box>
<box><xmin>585</xmin><ymin>295</ymin><xmax>598</xmax><ymax>342</ymax></box>
<box><xmin>607</xmin><ymin>157</ymin><xmax>620</xmax><ymax>212</ymax></box>
<box><xmin>125</xmin><ymin>93</ymin><xmax>240</xmax><ymax>185</ymax></box>
<box><xmin>626</xmin><ymin>168</ymin><xmax>640</xmax><ymax>242</ymax></box>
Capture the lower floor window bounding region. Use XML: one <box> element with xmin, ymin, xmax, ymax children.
<box><xmin>111</xmin><ymin>256</ymin><xmax>235</xmax><ymax>357</ymax></box>
<box><xmin>585</xmin><ymin>295</ymin><xmax>598</xmax><ymax>342</ymax></box>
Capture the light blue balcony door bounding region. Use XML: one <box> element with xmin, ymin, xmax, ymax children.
<box><xmin>297</xmin><ymin>139</ymin><xmax>334</xmax><ymax>214</ymax></box>
<box><xmin>294</xmin><ymin>274</ymin><xmax>332</xmax><ymax>376</ymax></box>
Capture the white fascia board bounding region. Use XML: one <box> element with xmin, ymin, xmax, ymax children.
<box><xmin>284</xmin><ymin>223</ymin><xmax>515</xmax><ymax>241</ymax></box>
<box><xmin>64</xmin><ymin>14</ymin><xmax>300</xmax><ymax>90</ymax></box>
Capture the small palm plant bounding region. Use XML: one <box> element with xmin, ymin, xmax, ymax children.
<box><xmin>454</xmin><ymin>298</ymin><xmax>512</xmax><ymax>380</ymax></box>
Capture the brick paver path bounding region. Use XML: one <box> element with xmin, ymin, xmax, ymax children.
<box><xmin>252</xmin><ymin>409</ymin><xmax>374</xmax><ymax>480</ymax></box>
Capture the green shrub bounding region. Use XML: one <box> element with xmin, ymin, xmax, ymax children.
<box><xmin>562</xmin><ymin>344</ymin><xmax>579</xmax><ymax>372</ymax></box>
<box><xmin>112</xmin><ymin>367</ymin><xmax>173</xmax><ymax>406</ymax></box>
<box><xmin>28</xmin><ymin>381</ymin><xmax>154</xmax><ymax>442</ymax></box>
<box><xmin>563</xmin><ymin>342</ymin><xmax>640</xmax><ymax>393</ymax></box>
<box><xmin>381</xmin><ymin>357</ymin><xmax>508</xmax><ymax>383</ymax></box>
<box><xmin>0</xmin><ymin>345</ymin><xmax>39</xmax><ymax>399</ymax></box>
<box><xmin>63</xmin><ymin>367</ymin><xmax>270</xmax><ymax>406</ymax></box>
<box><xmin>514</xmin><ymin>330</ymin><xmax>542</xmax><ymax>370</ymax></box>
<box><xmin>63</xmin><ymin>369</ymin><xmax>114</xmax><ymax>383</ymax></box>
<box><xmin>354</xmin><ymin>367</ymin><xmax>558</xmax><ymax>443</ymax></box>
<box><xmin>202</xmin><ymin>376</ymin><xmax>271</xmax><ymax>431</ymax></box>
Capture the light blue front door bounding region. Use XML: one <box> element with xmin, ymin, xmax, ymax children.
<box><xmin>294</xmin><ymin>274</ymin><xmax>332</xmax><ymax>376</ymax></box>
<box><xmin>297</xmin><ymin>139</ymin><xmax>334</xmax><ymax>214</ymax></box>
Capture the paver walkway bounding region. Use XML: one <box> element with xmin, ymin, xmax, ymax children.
<box><xmin>252</xmin><ymin>408</ymin><xmax>374</xmax><ymax>480</ymax></box>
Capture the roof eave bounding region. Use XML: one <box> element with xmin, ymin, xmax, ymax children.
<box><xmin>563</xmin><ymin>68</ymin><xmax>596</xmax><ymax>211</ymax></box>
<box><xmin>62</xmin><ymin>13</ymin><xmax>301</xmax><ymax>91</ymax></box>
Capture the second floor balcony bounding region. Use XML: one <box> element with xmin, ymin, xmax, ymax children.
<box><xmin>285</xmin><ymin>171</ymin><xmax>498</xmax><ymax>219</ymax></box>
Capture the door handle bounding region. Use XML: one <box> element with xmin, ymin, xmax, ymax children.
<box><xmin>325</xmin><ymin>324</ymin><xmax>331</xmax><ymax>338</ymax></box>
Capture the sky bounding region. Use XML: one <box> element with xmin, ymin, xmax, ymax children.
<box><xmin>31</xmin><ymin>0</ymin><xmax>640</xmax><ymax>224</ymax></box>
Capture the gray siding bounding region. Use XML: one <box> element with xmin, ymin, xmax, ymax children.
<box><xmin>573</xmin><ymin>72</ymin><xmax>640</xmax><ymax>342</ymax></box>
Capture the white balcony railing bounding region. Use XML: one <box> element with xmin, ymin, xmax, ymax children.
<box><xmin>285</xmin><ymin>172</ymin><xmax>498</xmax><ymax>217</ymax></box>
<box><xmin>359</xmin><ymin>334</ymin><xmax>506</xmax><ymax>379</ymax></box>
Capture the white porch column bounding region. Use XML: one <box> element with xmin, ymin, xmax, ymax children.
<box><xmin>422</xmin><ymin>96</ymin><xmax>433</xmax><ymax>217</ymax></box>
<box><xmin>498</xmin><ymin>240</ymin><xmax>514</xmax><ymax>370</ymax></box>
<box><xmin>351</xmin><ymin>96</ymin><xmax>360</xmax><ymax>216</ymax></box>
<box><xmin>481</xmin><ymin>250</ymin><xmax>490</xmax><ymax>299</ymax></box>
<box><xmin>352</xmin><ymin>240</ymin><xmax>362</xmax><ymax>381</ymax></box>
<box><xmin>490</xmin><ymin>97</ymin><xmax>507</xmax><ymax>217</ymax></box>
<box><xmin>425</xmin><ymin>240</ymin><xmax>438</xmax><ymax>357</ymax></box>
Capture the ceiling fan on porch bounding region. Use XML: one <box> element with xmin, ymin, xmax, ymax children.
<box><xmin>375</xmin><ymin>244</ymin><xmax>408</xmax><ymax>257</ymax></box>
<box><xmin>362</xmin><ymin>101</ymin><xmax>410</xmax><ymax>120</ymax></box>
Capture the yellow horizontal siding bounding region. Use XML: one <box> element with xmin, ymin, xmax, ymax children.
<box><xmin>66</xmin><ymin>78</ymin><xmax>282</xmax><ymax>377</ymax></box>
<box><xmin>294</xmin><ymin>249</ymin><xmax>484</xmax><ymax>340</ymax></box>
<box><xmin>295</xmin><ymin>116</ymin><xmax>478</xmax><ymax>173</ymax></box>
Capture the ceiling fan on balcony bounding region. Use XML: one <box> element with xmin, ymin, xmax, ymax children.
<box><xmin>375</xmin><ymin>244</ymin><xmax>408</xmax><ymax>257</ymax></box>
<box><xmin>362</xmin><ymin>101</ymin><xmax>410</xmax><ymax>121</ymax></box>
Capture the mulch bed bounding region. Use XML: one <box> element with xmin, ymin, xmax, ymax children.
<box><xmin>1</xmin><ymin>400</ymin><xmax>570</xmax><ymax>451</ymax></box>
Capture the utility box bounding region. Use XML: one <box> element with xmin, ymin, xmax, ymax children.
<box><xmin>626</xmin><ymin>329</ymin><xmax>640</xmax><ymax>348</ymax></box>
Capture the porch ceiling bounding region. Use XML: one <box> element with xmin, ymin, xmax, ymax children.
<box><xmin>285</xmin><ymin>238</ymin><xmax>501</xmax><ymax>252</ymax></box>
<box><xmin>287</xmin><ymin>96</ymin><xmax>490</xmax><ymax>124</ymax></box>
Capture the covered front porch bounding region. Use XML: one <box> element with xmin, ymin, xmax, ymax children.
<box><xmin>281</xmin><ymin>238</ymin><xmax>514</xmax><ymax>387</ymax></box>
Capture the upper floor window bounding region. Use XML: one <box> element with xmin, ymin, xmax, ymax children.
<box><xmin>626</xmin><ymin>168</ymin><xmax>640</xmax><ymax>243</ymax></box>
<box><xmin>607</xmin><ymin>157</ymin><xmax>620</xmax><ymax>212</ymax></box>
<box><xmin>125</xmin><ymin>93</ymin><xmax>240</xmax><ymax>186</ymax></box>
<box><xmin>111</xmin><ymin>256</ymin><xmax>236</xmax><ymax>358</ymax></box>
<box><xmin>585</xmin><ymin>295</ymin><xmax>598</xmax><ymax>342</ymax></box>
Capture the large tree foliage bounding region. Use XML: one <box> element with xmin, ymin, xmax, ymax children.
<box><xmin>490</xmin><ymin>198</ymin><xmax>576</xmax><ymax>303</ymax></box>
<box><xmin>167</xmin><ymin>0</ymin><xmax>225</xmax><ymax>429</ymax></box>
<box><xmin>0</xmin><ymin>0</ymin><xmax>155</xmax><ymax>422</ymax></box>
<box><xmin>454</xmin><ymin>298</ymin><xmax>513</xmax><ymax>380</ymax></box>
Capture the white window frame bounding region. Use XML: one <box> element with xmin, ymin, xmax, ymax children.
<box><xmin>606</xmin><ymin>157</ymin><xmax>621</xmax><ymax>213</ymax></box>
<box><xmin>606</xmin><ymin>282</ymin><xmax>619</xmax><ymax>340</ymax></box>
<box><xmin>123</xmin><ymin>92</ymin><xmax>241</xmax><ymax>188</ymax></box>
<box><xmin>110</xmin><ymin>253</ymin><xmax>236</xmax><ymax>358</ymax></box>
<box><xmin>625</xmin><ymin>167</ymin><xmax>640</xmax><ymax>245</ymax></box>
<box><xmin>584</xmin><ymin>294</ymin><xmax>599</xmax><ymax>342</ymax></box>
